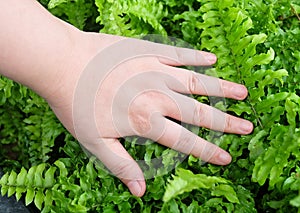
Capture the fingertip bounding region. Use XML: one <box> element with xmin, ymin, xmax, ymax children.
<box><xmin>216</xmin><ymin>151</ymin><xmax>232</xmax><ymax>165</ymax></box>
<box><xmin>127</xmin><ymin>180</ymin><xmax>146</xmax><ymax>197</ymax></box>
<box><xmin>204</xmin><ymin>149</ymin><xmax>232</xmax><ymax>166</ymax></box>
<box><xmin>240</xmin><ymin>121</ymin><xmax>254</xmax><ymax>135</ymax></box>
<box><xmin>201</xmin><ymin>51</ymin><xmax>217</xmax><ymax>64</ymax></box>
<box><xmin>233</xmin><ymin>85</ymin><xmax>248</xmax><ymax>100</ymax></box>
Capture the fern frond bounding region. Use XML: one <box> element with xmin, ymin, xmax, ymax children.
<box><xmin>0</xmin><ymin>158</ymin><xmax>107</xmax><ymax>212</ymax></box>
<box><xmin>0</xmin><ymin>163</ymin><xmax>55</xmax><ymax>210</ymax></box>
<box><xmin>197</xmin><ymin>0</ymin><xmax>275</xmax><ymax>82</ymax></box>
<box><xmin>95</xmin><ymin>0</ymin><xmax>167</xmax><ymax>36</ymax></box>
<box><xmin>197</xmin><ymin>0</ymin><xmax>299</xmax><ymax>191</ymax></box>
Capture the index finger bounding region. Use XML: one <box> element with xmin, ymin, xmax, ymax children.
<box><xmin>120</xmin><ymin>38</ymin><xmax>217</xmax><ymax>66</ymax></box>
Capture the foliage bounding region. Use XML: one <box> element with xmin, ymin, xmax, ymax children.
<box><xmin>94</xmin><ymin>0</ymin><xmax>167</xmax><ymax>36</ymax></box>
<box><xmin>0</xmin><ymin>0</ymin><xmax>299</xmax><ymax>212</ymax></box>
<box><xmin>0</xmin><ymin>78</ymin><xmax>65</xmax><ymax>169</ymax></box>
<box><xmin>43</xmin><ymin>0</ymin><xmax>100</xmax><ymax>31</ymax></box>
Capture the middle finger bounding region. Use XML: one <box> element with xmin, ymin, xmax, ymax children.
<box><xmin>163</xmin><ymin>65</ymin><xmax>248</xmax><ymax>100</ymax></box>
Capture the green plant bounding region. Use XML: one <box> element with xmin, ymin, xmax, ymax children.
<box><xmin>0</xmin><ymin>0</ymin><xmax>299</xmax><ymax>212</ymax></box>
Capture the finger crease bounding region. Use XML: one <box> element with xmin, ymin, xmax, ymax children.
<box><xmin>193</xmin><ymin>102</ymin><xmax>203</xmax><ymax>126</ymax></box>
<box><xmin>188</xmin><ymin>71</ymin><xmax>198</xmax><ymax>94</ymax></box>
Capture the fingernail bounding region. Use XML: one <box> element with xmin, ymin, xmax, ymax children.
<box><xmin>241</xmin><ymin>121</ymin><xmax>253</xmax><ymax>134</ymax></box>
<box><xmin>218</xmin><ymin>152</ymin><xmax>232</xmax><ymax>165</ymax></box>
<box><xmin>206</xmin><ymin>53</ymin><xmax>217</xmax><ymax>63</ymax></box>
<box><xmin>128</xmin><ymin>180</ymin><xmax>142</xmax><ymax>197</ymax></box>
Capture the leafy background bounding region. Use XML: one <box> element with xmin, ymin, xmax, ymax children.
<box><xmin>0</xmin><ymin>0</ymin><xmax>299</xmax><ymax>212</ymax></box>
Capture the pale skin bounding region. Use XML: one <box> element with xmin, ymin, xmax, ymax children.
<box><xmin>0</xmin><ymin>0</ymin><xmax>253</xmax><ymax>197</ymax></box>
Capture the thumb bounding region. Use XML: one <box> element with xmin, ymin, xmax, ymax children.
<box><xmin>83</xmin><ymin>138</ymin><xmax>146</xmax><ymax>197</ymax></box>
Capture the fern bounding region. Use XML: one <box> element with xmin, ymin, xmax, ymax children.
<box><xmin>197</xmin><ymin>0</ymin><xmax>275</xmax><ymax>82</ymax></box>
<box><xmin>95</xmin><ymin>0</ymin><xmax>167</xmax><ymax>37</ymax></box>
<box><xmin>0</xmin><ymin>158</ymin><xmax>105</xmax><ymax>212</ymax></box>
<box><xmin>166</xmin><ymin>0</ymin><xmax>300</xmax><ymax>210</ymax></box>
<box><xmin>196</xmin><ymin>0</ymin><xmax>300</xmax><ymax>209</ymax></box>
<box><xmin>0</xmin><ymin>163</ymin><xmax>55</xmax><ymax>210</ymax></box>
<box><xmin>163</xmin><ymin>168</ymin><xmax>235</xmax><ymax>203</ymax></box>
<box><xmin>0</xmin><ymin>77</ymin><xmax>63</xmax><ymax>168</ymax></box>
<box><xmin>1</xmin><ymin>0</ymin><xmax>299</xmax><ymax>212</ymax></box>
<box><xmin>48</xmin><ymin>0</ymin><xmax>97</xmax><ymax>31</ymax></box>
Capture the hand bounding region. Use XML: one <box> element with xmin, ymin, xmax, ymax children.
<box><xmin>46</xmin><ymin>33</ymin><xmax>253</xmax><ymax>197</ymax></box>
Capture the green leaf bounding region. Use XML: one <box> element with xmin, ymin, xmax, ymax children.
<box><xmin>25</xmin><ymin>188</ymin><xmax>35</xmax><ymax>206</ymax></box>
<box><xmin>285</xmin><ymin>98</ymin><xmax>298</xmax><ymax>127</ymax></box>
<box><xmin>163</xmin><ymin>168</ymin><xmax>227</xmax><ymax>202</ymax></box>
<box><xmin>44</xmin><ymin>190</ymin><xmax>53</xmax><ymax>206</ymax></box>
<box><xmin>48</xmin><ymin>0</ymin><xmax>68</xmax><ymax>9</ymax></box>
<box><xmin>248</xmin><ymin>129</ymin><xmax>268</xmax><ymax>160</ymax></box>
<box><xmin>35</xmin><ymin>163</ymin><xmax>46</xmax><ymax>188</ymax></box>
<box><xmin>26</xmin><ymin>166</ymin><xmax>37</xmax><ymax>187</ymax></box>
<box><xmin>34</xmin><ymin>189</ymin><xmax>45</xmax><ymax>210</ymax></box>
<box><xmin>211</xmin><ymin>184</ymin><xmax>239</xmax><ymax>203</ymax></box>
<box><xmin>8</xmin><ymin>170</ymin><xmax>17</xmax><ymax>186</ymax></box>
<box><xmin>256</xmin><ymin>92</ymin><xmax>289</xmax><ymax>113</ymax></box>
<box><xmin>44</xmin><ymin>167</ymin><xmax>56</xmax><ymax>188</ymax></box>
<box><xmin>0</xmin><ymin>172</ymin><xmax>9</xmax><ymax>187</ymax></box>
<box><xmin>15</xmin><ymin>186</ymin><xmax>26</xmax><ymax>201</ymax></box>
<box><xmin>291</xmin><ymin>4</ymin><xmax>300</xmax><ymax>14</ymax></box>
<box><xmin>227</xmin><ymin>102</ymin><xmax>253</xmax><ymax>116</ymax></box>
<box><xmin>7</xmin><ymin>186</ymin><xmax>16</xmax><ymax>198</ymax></box>
<box><xmin>54</xmin><ymin>160</ymin><xmax>68</xmax><ymax>177</ymax></box>
<box><xmin>86</xmin><ymin>158</ymin><xmax>97</xmax><ymax>181</ymax></box>
<box><xmin>289</xmin><ymin>195</ymin><xmax>300</xmax><ymax>207</ymax></box>
<box><xmin>16</xmin><ymin>167</ymin><xmax>27</xmax><ymax>186</ymax></box>
<box><xmin>1</xmin><ymin>185</ymin><xmax>8</xmax><ymax>197</ymax></box>
<box><xmin>252</xmin><ymin>147</ymin><xmax>276</xmax><ymax>186</ymax></box>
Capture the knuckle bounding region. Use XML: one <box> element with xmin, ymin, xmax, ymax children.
<box><xmin>193</xmin><ymin>103</ymin><xmax>201</xmax><ymax>125</ymax></box>
<box><xmin>110</xmin><ymin>161</ymin><xmax>137</xmax><ymax>180</ymax></box>
<box><xmin>129</xmin><ymin>110</ymin><xmax>151</xmax><ymax>136</ymax></box>
<box><xmin>225</xmin><ymin>115</ymin><xmax>233</xmax><ymax>131</ymax></box>
<box><xmin>129</xmin><ymin>91</ymin><xmax>159</xmax><ymax>136</ymax></box>
<box><xmin>194</xmin><ymin>103</ymin><xmax>206</xmax><ymax>126</ymax></box>
<box><xmin>175</xmin><ymin>47</ymin><xmax>184</xmax><ymax>64</ymax></box>
<box><xmin>174</xmin><ymin>131</ymin><xmax>196</xmax><ymax>154</ymax></box>
<box><xmin>219</xmin><ymin>80</ymin><xmax>226</xmax><ymax>95</ymax></box>
<box><xmin>200</xmin><ymin>143</ymin><xmax>219</xmax><ymax>162</ymax></box>
<box><xmin>188</xmin><ymin>71</ymin><xmax>198</xmax><ymax>93</ymax></box>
